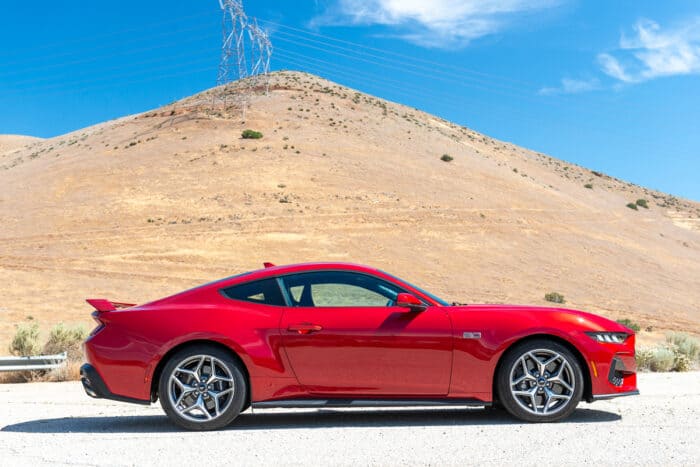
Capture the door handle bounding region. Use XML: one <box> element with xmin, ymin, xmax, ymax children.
<box><xmin>287</xmin><ymin>323</ymin><xmax>323</xmax><ymax>335</ymax></box>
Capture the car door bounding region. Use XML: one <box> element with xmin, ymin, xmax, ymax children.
<box><xmin>278</xmin><ymin>270</ymin><xmax>453</xmax><ymax>396</ymax></box>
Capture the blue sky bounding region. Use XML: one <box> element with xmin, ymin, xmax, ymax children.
<box><xmin>1</xmin><ymin>1</ymin><xmax>699</xmax><ymax>200</ymax></box>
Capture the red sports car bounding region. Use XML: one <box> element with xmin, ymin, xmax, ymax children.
<box><xmin>81</xmin><ymin>262</ymin><xmax>638</xmax><ymax>430</ymax></box>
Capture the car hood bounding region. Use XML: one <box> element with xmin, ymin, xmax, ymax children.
<box><xmin>447</xmin><ymin>303</ymin><xmax>632</xmax><ymax>333</ymax></box>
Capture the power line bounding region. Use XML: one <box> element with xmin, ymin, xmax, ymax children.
<box><xmin>4</xmin><ymin>50</ymin><xmax>216</xmax><ymax>89</ymax></box>
<box><xmin>0</xmin><ymin>10</ymin><xmax>215</xmax><ymax>62</ymax></box>
<box><xmin>271</xmin><ymin>28</ymin><xmax>535</xmax><ymax>97</ymax></box>
<box><xmin>270</xmin><ymin>50</ymin><xmax>678</xmax><ymax>155</ymax></box>
<box><xmin>273</xmin><ymin>51</ymin><xmax>539</xmax><ymax>124</ymax></box>
<box><xmin>0</xmin><ymin>32</ymin><xmax>215</xmax><ymax>79</ymax></box>
<box><xmin>2</xmin><ymin>57</ymin><xmax>216</xmax><ymax>95</ymax></box>
<box><xmin>272</xmin><ymin>34</ymin><xmax>551</xmax><ymax>108</ymax></box>
<box><xmin>0</xmin><ymin>66</ymin><xmax>217</xmax><ymax>103</ymax></box>
<box><xmin>259</xmin><ymin>19</ymin><xmax>541</xmax><ymax>89</ymax></box>
<box><xmin>267</xmin><ymin>28</ymin><xmax>636</xmax><ymax>117</ymax></box>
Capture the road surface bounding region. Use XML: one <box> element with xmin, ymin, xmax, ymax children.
<box><xmin>1</xmin><ymin>372</ymin><xmax>699</xmax><ymax>466</ymax></box>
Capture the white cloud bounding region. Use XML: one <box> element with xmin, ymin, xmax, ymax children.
<box><xmin>539</xmin><ymin>77</ymin><xmax>600</xmax><ymax>95</ymax></box>
<box><xmin>598</xmin><ymin>18</ymin><xmax>700</xmax><ymax>83</ymax></box>
<box><xmin>597</xmin><ymin>53</ymin><xmax>634</xmax><ymax>83</ymax></box>
<box><xmin>541</xmin><ymin>18</ymin><xmax>700</xmax><ymax>96</ymax></box>
<box><xmin>313</xmin><ymin>0</ymin><xmax>562</xmax><ymax>48</ymax></box>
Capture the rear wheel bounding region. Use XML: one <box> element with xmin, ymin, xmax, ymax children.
<box><xmin>497</xmin><ymin>339</ymin><xmax>583</xmax><ymax>422</ymax></box>
<box><xmin>158</xmin><ymin>345</ymin><xmax>247</xmax><ymax>431</ymax></box>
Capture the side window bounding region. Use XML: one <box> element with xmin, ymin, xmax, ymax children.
<box><xmin>221</xmin><ymin>278</ymin><xmax>285</xmax><ymax>306</ymax></box>
<box><xmin>281</xmin><ymin>271</ymin><xmax>404</xmax><ymax>307</ymax></box>
<box><xmin>312</xmin><ymin>283</ymin><xmax>388</xmax><ymax>307</ymax></box>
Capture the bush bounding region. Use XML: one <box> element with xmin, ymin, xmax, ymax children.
<box><xmin>636</xmin><ymin>199</ymin><xmax>649</xmax><ymax>209</ymax></box>
<box><xmin>666</xmin><ymin>332</ymin><xmax>700</xmax><ymax>362</ymax></box>
<box><xmin>43</xmin><ymin>323</ymin><xmax>87</xmax><ymax>360</ymax></box>
<box><xmin>616</xmin><ymin>318</ymin><xmax>641</xmax><ymax>332</ymax></box>
<box><xmin>648</xmin><ymin>346</ymin><xmax>675</xmax><ymax>372</ymax></box>
<box><xmin>673</xmin><ymin>353</ymin><xmax>693</xmax><ymax>372</ymax></box>
<box><xmin>544</xmin><ymin>292</ymin><xmax>565</xmax><ymax>304</ymax></box>
<box><xmin>636</xmin><ymin>335</ymin><xmax>700</xmax><ymax>372</ymax></box>
<box><xmin>440</xmin><ymin>154</ymin><xmax>453</xmax><ymax>162</ymax></box>
<box><xmin>241</xmin><ymin>129</ymin><xmax>263</xmax><ymax>139</ymax></box>
<box><xmin>626</xmin><ymin>203</ymin><xmax>638</xmax><ymax>210</ymax></box>
<box><xmin>9</xmin><ymin>322</ymin><xmax>41</xmax><ymax>356</ymax></box>
<box><xmin>635</xmin><ymin>347</ymin><xmax>654</xmax><ymax>370</ymax></box>
<box><xmin>584</xmin><ymin>183</ymin><xmax>593</xmax><ymax>189</ymax></box>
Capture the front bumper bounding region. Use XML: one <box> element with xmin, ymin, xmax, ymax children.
<box><xmin>80</xmin><ymin>364</ymin><xmax>150</xmax><ymax>405</ymax></box>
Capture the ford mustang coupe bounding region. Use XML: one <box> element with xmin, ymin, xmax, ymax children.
<box><xmin>81</xmin><ymin>262</ymin><xmax>638</xmax><ymax>430</ymax></box>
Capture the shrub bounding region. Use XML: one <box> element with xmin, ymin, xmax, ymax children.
<box><xmin>440</xmin><ymin>154</ymin><xmax>453</xmax><ymax>162</ymax></box>
<box><xmin>666</xmin><ymin>332</ymin><xmax>700</xmax><ymax>362</ymax></box>
<box><xmin>584</xmin><ymin>183</ymin><xmax>593</xmax><ymax>189</ymax></box>
<box><xmin>241</xmin><ymin>129</ymin><xmax>263</xmax><ymax>139</ymax></box>
<box><xmin>648</xmin><ymin>346</ymin><xmax>675</xmax><ymax>372</ymax></box>
<box><xmin>544</xmin><ymin>292</ymin><xmax>565</xmax><ymax>304</ymax></box>
<box><xmin>626</xmin><ymin>203</ymin><xmax>638</xmax><ymax>210</ymax></box>
<box><xmin>43</xmin><ymin>323</ymin><xmax>87</xmax><ymax>360</ymax></box>
<box><xmin>9</xmin><ymin>322</ymin><xmax>41</xmax><ymax>356</ymax></box>
<box><xmin>636</xmin><ymin>199</ymin><xmax>649</xmax><ymax>209</ymax></box>
<box><xmin>635</xmin><ymin>347</ymin><xmax>654</xmax><ymax>370</ymax></box>
<box><xmin>637</xmin><ymin>337</ymin><xmax>699</xmax><ymax>372</ymax></box>
<box><xmin>673</xmin><ymin>353</ymin><xmax>693</xmax><ymax>372</ymax></box>
<box><xmin>616</xmin><ymin>318</ymin><xmax>641</xmax><ymax>332</ymax></box>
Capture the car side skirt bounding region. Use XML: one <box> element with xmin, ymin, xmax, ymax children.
<box><xmin>591</xmin><ymin>390</ymin><xmax>640</xmax><ymax>401</ymax></box>
<box><xmin>252</xmin><ymin>398</ymin><xmax>490</xmax><ymax>409</ymax></box>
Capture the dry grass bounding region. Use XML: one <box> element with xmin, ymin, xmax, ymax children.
<box><xmin>1</xmin><ymin>322</ymin><xmax>86</xmax><ymax>384</ymax></box>
<box><xmin>0</xmin><ymin>356</ymin><xmax>83</xmax><ymax>384</ymax></box>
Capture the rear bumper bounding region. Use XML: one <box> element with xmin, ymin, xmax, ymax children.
<box><xmin>80</xmin><ymin>364</ymin><xmax>150</xmax><ymax>405</ymax></box>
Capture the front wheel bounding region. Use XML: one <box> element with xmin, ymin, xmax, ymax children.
<box><xmin>158</xmin><ymin>345</ymin><xmax>247</xmax><ymax>431</ymax></box>
<box><xmin>497</xmin><ymin>339</ymin><xmax>583</xmax><ymax>422</ymax></box>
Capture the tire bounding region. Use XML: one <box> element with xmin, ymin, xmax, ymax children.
<box><xmin>158</xmin><ymin>345</ymin><xmax>247</xmax><ymax>431</ymax></box>
<box><xmin>497</xmin><ymin>339</ymin><xmax>583</xmax><ymax>423</ymax></box>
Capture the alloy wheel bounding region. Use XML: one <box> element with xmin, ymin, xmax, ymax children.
<box><xmin>167</xmin><ymin>354</ymin><xmax>235</xmax><ymax>423</ymax></box>
<box><xmin>508</xmin><ymin>349</ymin><xmax>576</xmax><ymax>416</ymax></box>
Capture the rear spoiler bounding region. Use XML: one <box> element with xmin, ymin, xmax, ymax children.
<box><xmin>86</xmin><ymin>298</ymin><xmax>136</xmax><ymax>312</ymax></box>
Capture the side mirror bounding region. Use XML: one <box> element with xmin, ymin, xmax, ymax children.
<box><xmin>396</xmin><ymin>293</ymin><xmax>428</xmax><ymax>312</ymax></box>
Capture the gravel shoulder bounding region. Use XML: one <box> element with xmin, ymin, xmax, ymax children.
<box><xmin>1</xmin><ymin>372</ymin><xmax>699</xmax><ymax>466</ymax></box>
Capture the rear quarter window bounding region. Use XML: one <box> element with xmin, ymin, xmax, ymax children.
<box><xmin>221</xmin><ymin>278</ymin><xmax>285</xmax><ymax>306</ymax></box>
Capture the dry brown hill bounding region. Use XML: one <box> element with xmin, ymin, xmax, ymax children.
<box><xmin>0</xmin><ymin>135</ymin><xmax>43</xmax><ymax>156</ymax></box>
<box><xmin>1</xmin><ymin>71</ymin><xmax>699</xmax><ymax>349</ymax></box>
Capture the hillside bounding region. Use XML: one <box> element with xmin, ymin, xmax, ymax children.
<box><xmin>1</xmin><ymin>71</ymin><xmax>699</xmax><ymax>349</ymax></box>
<box><xmin>0</xmin><ymin>135</ymin><xmax>43</xmax><ymax>156</ymax></box>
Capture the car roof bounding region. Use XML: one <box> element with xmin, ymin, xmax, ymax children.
<box><xmin>230</xmin><ymin>262</ymin><xmax>383</xmax><ymax>283</ymax></box>
<box><xmin>144</xmin><ymin>261</ymin><xmax>442</xmax><ymax>307</ymax></box>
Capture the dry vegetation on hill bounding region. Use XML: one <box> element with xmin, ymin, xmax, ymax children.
<box><xmin>1</xmin><ymin>71</ymin><xmax>699</xmax><ymax>349</ymax></box>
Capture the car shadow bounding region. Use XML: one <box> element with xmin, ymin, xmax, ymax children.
<box><xmin>2</xmin><ymin>407</ymin><xmax>621</xmax><ymax>434</ymax></box>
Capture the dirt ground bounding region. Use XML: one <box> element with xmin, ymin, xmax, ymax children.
<box><xmin>1</xmin><ymin>71</ymin><xmax>699</xmax><ymax>350</ymax></box>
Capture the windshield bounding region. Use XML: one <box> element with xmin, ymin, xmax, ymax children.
<box><xmin>380</xmin><ymin>270</ymin><xmax>450</xmax><ymax>306</ymax></box>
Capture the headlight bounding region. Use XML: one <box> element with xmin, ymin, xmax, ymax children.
<box><xmin>586</xmin><ymin>332</ymin><xmax>629</xmax><ymax>344</ymax></box>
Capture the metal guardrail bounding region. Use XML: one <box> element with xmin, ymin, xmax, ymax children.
<box><xmin>0</xmin><ymin>352</ymin><xmax>67</xmax><ymax>372</ymax></box>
